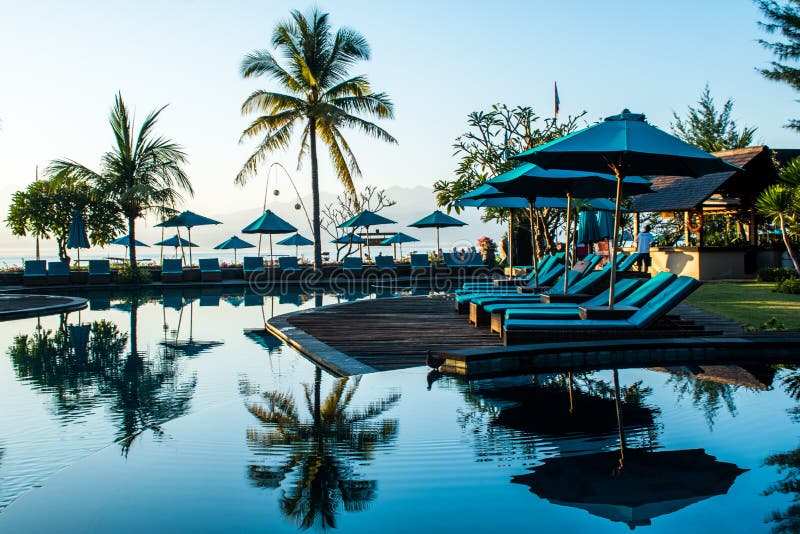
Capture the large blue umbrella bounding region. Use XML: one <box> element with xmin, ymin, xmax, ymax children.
<box><xmin>66</xmin><ymin>210</ymin><xmax>90</xmax><ymax>265</ymax></box>
<box><xmin>157</xmin><ymin>210</ymin><xmax>221</xmax><ymax>265</ymax></box>
<box><xmin>513</xmin><ymin>109</ymin><xmax>740</xmax><ymax>306</ymax></box>
<box><xmin>577</xmin><ymin>209</ymin><xmax>602</xmax><ymax>245</ymax></box>
<box><xmin>338</xmin><ymin>210</ymin><xmax>396</xmax><ymax>259</ymax></box>
<box><xmin>276</xmin><ymin>233</ymin><xmax>314</xmax><ymax>257</ymax></box>
<box><xmin>597</xmin><ymin>210</ymin><xmax>615</xmax><ymax>241</ymax></box>
<box><xmin>242</xmin><ymin>210</ymin><xmax>297</xmax><ymax>265</ymax></box>
<box><xmin>380</xmin><ymin>232</ymin><xmax>419</xmax><ymax>258</ymax></box>
<box><xmin>214</xmin><ymin>235</ymin><xmax>255</xmax><ymax>264</ymax></box>
<box><xmin>489</xmin><ymin>163</ymin><xmax>652</xmax><ymax>293</ymax></box>
<box><xmin>155</xmin><ymin>234</ymin><xmax>197</xmax><ymax>258</ymax></box>
<box><xmin>409</xmin><ymin>210</ymin><xmax>467</xmax><ymax>258</ymax></box>
<box><xmin>332</xmin><ymin>233</ymin><xmax>367</xmax><ymax>244</ymax></box>
<box><xmin>111</xmin><ymin>234</ymin><xmax>149</xmax><ymax>263</ymax></box>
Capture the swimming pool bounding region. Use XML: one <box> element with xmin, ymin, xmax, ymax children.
<box><xmin>0</xmin><ymin>288</ymin><xmax>798</xmax><ymax>532</ymax></box>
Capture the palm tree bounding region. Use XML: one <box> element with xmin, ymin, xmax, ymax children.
<box><xmin>236</xmin><ymin>9</ymin><xmax>397</xmax><ymax>268</ymax></box>
<box><xmin>48</xmin><ymin>93</ymin><xmax>193</xmax><ymax>265</ymax></box>
<box><xmin>756</xmin><ymin>184</ymin><xmax>800</xmax><ymax>274</ymax></box>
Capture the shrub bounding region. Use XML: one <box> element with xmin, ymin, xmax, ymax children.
<box><xmin>757</xmin><ymin>267</ymin><xmax>799</xmax><ymax>282</ymax></box>
<box><xmin>747</xmin><ymin>316</ymin><xmax>786</xmax><ymax>332</ymax></box>
<box><xmin>777</xmin><ymin>278</ymin><xmax>800</xmax><ymax>295</ymax></box>
<box><xmin>116</xmin><ymin>264</ymin><xmax>151</xmax><ymax>285</ymax></box>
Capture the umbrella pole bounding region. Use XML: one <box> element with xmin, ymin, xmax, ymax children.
<box><xmin>160</xmin><ymin>226</ymin><xmax>164</xmax><ymax>264</ymax></box>
<box><xmin>234</xmin><ymin>248</ymin><xmax>237</xmax><ymax>264</ymax></box>
<box><xmin>608</xmin><ymin>169</ymin><xmax>624</xmax><ymax>309</ymax></box>
<box><xmin>366</xmin><ymin>226</ymin><xmax>371</xmax><ymax>261</ymax></box>
<box><xmin>435</xmin><ymin>227</ymin><xmax>440</xmax><ymax>259</ymax></box>
<box><xmin>269</xmin><ymin>234</ymin><xmax>273</xmax><ymax>268</ymax></box>
<box><xmin>188</xmin><ymin>227</ymin><xmax>193</xmax><ymax>266</ymax></box>
<box><xmin>528</xmin><ymin>199</ymin><xmax>540</xmax><ymax>288</ymax></box>
<box><xmin>563</xmin><ymin>192</ymin><xmax>572</xmax><ymax>294</ymax></box>
<box><xmin>508</xmin><ymin>210</ymin><xmax>514</xmax><ymax>278</ymax></box>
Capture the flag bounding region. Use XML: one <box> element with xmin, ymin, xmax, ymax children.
<box><xmin>554</xmin><ymin>81</ymin><xmax>560</xmax><ymax>118</ymax></box>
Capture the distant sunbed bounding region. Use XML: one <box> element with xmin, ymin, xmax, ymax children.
<box><xmin>88</xmin><ymin>260</ymin><xmax>111</xmax><ymax>284</ymax></box>
<box><xmin>23</xmin><ymin>260</ymin><xmax>47</xmax><ymax>286</ymax></box>
<box><xmin>199</xmin><ymin>258</ymin><xmax>223</xmax><ymax>282</ymax></box>
<box><xmin>161</xmin><ymin>259</ymin><xmax>184</xmax><ymax>283</ymax></box>
<box><xmin>278</xmin><ymin>256</ymin><xmax>303</xmax><ymax>272</ymax></box>
<box><xmin>410</xmin><ymin>254</ymin><xmax>430</xmax><ymax>270</ymax></box>
<box><xmin>443</xmin><ymin>252</ymin><xmax>485</xmax><ymax>268</ymax></box>
<box><xmin>343</xmin><ymin>257</ymin><xmax>363</xmax><ymax>272</ymax></box>
<box><xmin>375</xmin><ymin>255</ymin><xmax>397</xmax><ymax>270</ymax></box>
<box><xmin>47</xmin><ymin>261</ymin><xmax>71</xmax><ymax>285</ymax></box>
<box><xmin>243</xmin><ymin>257</ymin><xmax>265</xmax><ymax>277</ymax></box>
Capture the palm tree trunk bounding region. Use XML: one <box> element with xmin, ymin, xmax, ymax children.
<box><xmin>128</xmin><ymin>216</ymin><xmax>137</xmax><ymax>266</ymax></box>
<box><xmin>309</xmin><ymin>118</ymin><xmax>323</xmax><ymax>269</ymax></box>
<box><xmin>780</xmin><ymin>214</ymin><xmax>800</xmax><ymax>274</ymax></box>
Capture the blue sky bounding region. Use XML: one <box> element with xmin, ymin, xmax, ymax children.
<box><xmin>0</xmin><ymin>0</ymin><xmax>795</xmax><ymax>223</ymax></box>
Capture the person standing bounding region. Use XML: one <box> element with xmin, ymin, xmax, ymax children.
<box><xmin>635</xmin><ymin>224</ymin><xmax>655</xmax><ymax>272</ymax></box>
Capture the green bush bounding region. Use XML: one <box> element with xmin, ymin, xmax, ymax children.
<box><xmin>777</xmin><ymin>278</ymin><xmax>800</xmax><ymax>295</ymax></box>
<box><xmin>116</xmin><ymin>264</ymin><xmax>152</xmax><ymax>285</ymax></box>
<box><xmin>757</xmin><ymin>267</ymin><xmax>799</xmax><ymax>282</ymax></box>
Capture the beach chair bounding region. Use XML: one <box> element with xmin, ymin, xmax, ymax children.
<box><xmin>199</xmin><ymin>258</ymin><xmax>223</xmax><ymax>282</ymax></box>
<box><xmin>461</xmin><ymin>252</ymin><xmax>566</xmax><ymax>291</ymax></box>
<box><xmin>278</xmin><ymin>257</ymin><xmax>303</xmax><ymax>272</ymax></box>
<box><xmin>375</xmin><ymin>255</ymin><xmax>397</xmax><ymax>270</ymax></box>
<box><xmin>503</xmin><ymin>276</ymin><xmax>702</xmax><ymax>345</ymax></box>
<box><xmin>23</xmin><ymin>260</ymin><xmax>47</xmax><ymax>286</ymax></box>
<box><xmin>455</xmin><ymin>259</ymin><xmax>567</xmax><ymax>301</ymax></box>
<box><xmin>47</xmin><ymin>261</ymin><xmax>71</xmax><ymax>285</ymax></box>
<box><xmin>88</xmin><ymin>260</ymin><xmax>111</xmax><ymax>284</ymax></box>
<box><xmin>161</xmin><ymin>259</ymin><xmax>184</xmax><ymax>283</ymax></box>
<box><xmin>443</xmin><ymin>252</ymin><xmax>486</xmax><ymax>268</ymax></box>
<box><xmin>343</xmin><ymin>257</ymin><xmax>363</xmax><ymax>272</ymax></box>
<box><xmin>410</xmin><ymin>253</ymin><xmax>431</xmax><ymax>270</ymax></box>
<box><xmin>243</xmin><ymin>256</ymin><xmax>265</xmax><ymax>277</ymax></box>
<box><xmin>616</xmin><ymin>252</ymin><xmax>644</xmax><ymax>272</ymax></box>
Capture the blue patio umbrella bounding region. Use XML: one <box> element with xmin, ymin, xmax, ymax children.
<box><xmin>577</xmin><ymin>209</ymin><xmax>602</xmax><ymax>245</ymax></box>
<box><xmin>380</xmin><ymin>232</ymin><xmax>419</xmax><ymax>258</ymax></box>
<box><xmin>214</xmin><ymin>235</ymin><xmax>255</xmax><ymax>264</ymax></box>
<box><xmin>156</xmin><ymin>210</ymin><xmax>222</xmax><ymax>265</ymax></box>
<box><xmin>155</xmin><ymin>234</ymin><xmax>198</xmax><ymax>258</ymax></box>
<box><xmin>66</xmin><ymin>210</ymin><xmax>90</xmax><ymax>265</ymax></box>
<box><xmin>332</xmin><ymin>233</ymin><xmax>367</xmax><ymax>244</ymax></box>
<box><xmin>338</xmin><ymin>210</ymin><xmax>396</xmax><ymax>259</ymax></box>
<box><xmin>276</xmin><ymin>233</ymin><xmax>314</xmax><ymax>258</ymax></box>
<box><xmin>409</xmin><ymin>210</ymin><xmax>466</xmax><ymax>259</ymax></box>
<box><xmin>242</xmin><ymin>210</ymin><xmax>297</xmax><ymax>266</ymax></box>
<box><xmin>513</xmin><ymin>109</ymin><xmax>740</xmax><ymax>306</ymax></box>
<box><xmin>488</xmin><ymin>162</ymin><xmax>652</xmax><ymax>293</ymax></box>
<box><xmin>597</xmin><ymin>210</ymin><xmax>615</xmax><ymax>241</ymax></box>
<box><xmin>111</xmin><ymin>234</ymin><xmax>149</xmax><ymax>263</ymax></box>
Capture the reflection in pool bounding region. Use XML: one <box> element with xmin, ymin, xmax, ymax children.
<box><xmin>0</xmin><ymin>287</ymin><xmax>798</xmax><ymax>532</ymax></box>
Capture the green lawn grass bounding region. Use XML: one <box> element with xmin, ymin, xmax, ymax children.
<box><xmin>684</xmin><ymin>282</ymin><xmax>800</xmax><ymax>330</ymax></box>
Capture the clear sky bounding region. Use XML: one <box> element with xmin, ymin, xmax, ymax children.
<box><xmin>0</xmin><ymin>0</ymin><xmax>796</xmax><ymax>235</ymax></box>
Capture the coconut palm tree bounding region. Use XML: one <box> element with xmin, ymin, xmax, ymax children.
<box><xmin>236</xmin><ymin>9</ymin><xmax>396</xmax><ymax>268</ymax></box>
<box><xmin>48</xmin><ymin>93</ymin><xmax>193</xmax><ymax>265</ymax></box>
<box><xmin>756</xmin><ymin>184</ymin><xmax>800</xmax><ymax>274</ymax></box>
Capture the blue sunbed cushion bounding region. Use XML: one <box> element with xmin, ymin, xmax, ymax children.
<box><xmin>375</xmin><ymin>256</ymin><xmax>396</xmax><ymax>269</ymax></box>
<box><xmin>243</xmin><ymin>257</ymin><xmax>264</xmax><ymax>273</ymax></box>
<box><xmin>199</xmin><ymin>258</ymin><xmax>221</xmax><ymax>272</ymax></box>
<box><xmin>343</xmin><ymin>257</ymin><xmax>362</xmax><ymax>270</ymax></box>
<box><xmin>88</xmin><ymin>260</ymin><xmax>111</xmax><ymax>275</ymax></box>
<box><xmin>47</xmin><ymin>261</ymin><xmax>70</xmax><ymax>276</ymax></box>
<box><xmin>24</xmin><ymin>260</ymin><xmax>47</xmax><ymax>277</ymax></box>
<box><xmin>278</xmin><ymin>257</ymin><xmax>302</xmax><ymax>271</ymax></box>
<box><xmin>162</xmin><ymin>259</ymin><xmax>183</xmax><ymax>274</ymax></box>
<box><xmin>410</xmin><ymin>254</ymin><xmax>430</xmax><ymax>268</ymax></box>
<box><xmin>619</xmin><ymin>272</ymin><xmax>677</xmax><ymax>308</ymax></box>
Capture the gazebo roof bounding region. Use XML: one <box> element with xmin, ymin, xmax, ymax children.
<box><xmin>630</xmin><ymin>146</ymin><xmax>781</xmax><ymax>212</ymax></box>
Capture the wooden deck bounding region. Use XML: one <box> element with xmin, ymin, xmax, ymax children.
<box><xmin>265</xmin><ymin>295</ymin><xmax>800</xmax><ymax>377</ymax></box>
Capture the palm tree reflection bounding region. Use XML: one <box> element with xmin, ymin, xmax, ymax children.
<box><xmin>8</xmin><ymin>295</ymin><xmax>196</xmax><ymax>454</ymax></box>
<box><xmin>246</xmin><ymin>369</ymin><xmax>400</xmax><ymax>530</ymax></box>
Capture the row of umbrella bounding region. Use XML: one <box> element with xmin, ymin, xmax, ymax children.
<box><xmin>454</xmin><ymin>108</ymin><xmax>740</xmax><ymax>308</ymax></box>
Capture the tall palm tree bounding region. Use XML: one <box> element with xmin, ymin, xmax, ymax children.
<box><xmin>48</xmin><ymin>93</ymin><xmax>193</xmax><ymax>265</ymax></box>
<box><xmin>236</xmin><ymin>9</ymin><xmax>396</xmax><ymax>268</ymax></box>
<box><xmin>756</xmin><ymin>184</ymin><xmax>800</xmax><ymax>274</ymax></box>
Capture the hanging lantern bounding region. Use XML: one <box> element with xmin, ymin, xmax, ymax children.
<box><xmin>294</xmin><ymin>202</ymin><xmax>301</xmax><ymax>210</ymax></box>
<box><xmin>273</xmin><ymin>189</ymin><xmax>280</xmax><ymax>196</ymax></box>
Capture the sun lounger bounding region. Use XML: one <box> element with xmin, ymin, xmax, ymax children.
<box><xmin>198</xmin><ymin>258</ymin><xmax>223</xmax><ymax>282</ymax></box>
<box><xmin>488</xmin><ymin>277</ymin><xmax>645</xmax><ymax>333</ymax></box>
<box><xmin>410</xmin><ymin>253</ymin><xmax>430</xmax><ymax>270</ymax></box>
<box><xmin>503</xmin><ymin>276</ymin><xmax>702</xmax><ymax>345</ymax></box>
<box><xmin>243</xmin><ymin>256</ymin><xmax>265</xmax><ymax>277</ymax></box>
<box><xmin>461</xmin><ymin>253</ymin><xmax>566</xmax><ymax>291</ymax></box>
<box><xmin>343</xmin><ymin>257</ymin><xmax>363</xmax><ymax>272</ymax></box>
<box><xmin>23</xmin><ymin>260</ymin><xmax>47</xmax><ymax>286</ymax></box>
<box><xmin>47</xmin><ymin>261</ymin><xmax>71</xmax><ymax>285</ymax></box>
<box><xmin>88</xmin><ymin>260</ymin><xmax>111</xmax><ymax>284</ymax></box>
<box><xmin>617</xmin><ymin>252</ymin><xmax>643</xmax><ymax>272</ymax></box>
<box><xmin>278</xmin><ymin>256</ymin><xmax>303</xmax><ymax>272</ymax></box>
<box><xmin>443</xmin><ymin>252</ymin><xmax>486</xmax><ymax>268</ymax></box>
<box><xmin>456</xmin><ymin>259</ymin><xmax>565</xmax><ymax>297</ymax></box>
<box><xmin>161</xmin><ymin>259</ymin><xmax>184</xmax><ymax>283</ymax></box>
<box><xmin>375</xmin><ymin>255</ymin><xmax>397</xmax><ymax>270</ymax></box>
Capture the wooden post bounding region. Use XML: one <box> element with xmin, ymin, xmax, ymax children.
<box><xmin>684</xmin><ymin>212</ymin><xmax>691</xmax><ymax>246</ymax></box>
<box><xmin>633</xmin><ymin>212</ymin><xmax>640</xmax><ymax>240</ymax></box>
<box><xmin>749</xmin><ymin>208</ymin><xmax>757</xmax><ymax>246</ymax></box>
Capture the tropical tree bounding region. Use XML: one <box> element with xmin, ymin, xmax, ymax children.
<box><xmin>47</xmin><ymin>93</ymin><xmax>192</xmax><ymax>265</ymax></box>
<box><xmin>756</xmin><ymin>183</ymin><xmax>800</xmax><ymax>273</ymax></box>
<box><xmin>756</xmin><ymin>0</ymin><xmax>800</xmax><ymax>131</ymax></box>
<box><xmin>236</xmin><ymin>9</ymin><xmax>396</xmax><ymax>268</ymax></box>
<box><xmin>7</xmin><ymin>175</ymin><xmax>124</xmax><ymax>262</ymax></box>
<box><xmin>671</xmin><ymin>85</ymin><xmax>757</xmax><ymax>152</ymax></box>
<box><xmin>321</xmin><ymin>185</ymin><xmax>395</xmax><ymax>261</ymax></box>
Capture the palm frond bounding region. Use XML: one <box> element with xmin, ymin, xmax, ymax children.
<box><xmin>235</xmin><ymin>122</ymin><xmax>295</xmax><ymax>185</ymax></box>
<box><xmin>240</xmin><ymin>90</ymin><xmax>305</xmax><ymax>115</ymax></box>
<box><xmin>240</xmin><ymin>50</ymin><xmax>305</xmax><ymax>94</ymax></box>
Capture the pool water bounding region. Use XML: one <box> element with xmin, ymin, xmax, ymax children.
<box><xmin>0</xmin><ymin>288</ymin><xmax>799</xmax><ymax>532</ymax></box>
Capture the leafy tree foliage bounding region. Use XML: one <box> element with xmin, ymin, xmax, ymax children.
<box><xmin>321</xmin><ymin>185</ymin><xmax>396</xmax><ymax>261</ymax></box>
<box><xmin>6</xmin><ymin>175</ymin><xmax>123</xmax><ymax>262</ymax></box>
<box><xmin>47</xmin><ymin>94</ymin><xmax>191</xmax><ymax>265</ymax></box>
<box><xmin>236</xmin><ymin>9</ymin><xmax>396</xmax><ymax>268</ymax></box>
<box><xmin>433</xmin><ymin>104</ymin><xmax>587</xmax><ymax>255</ymax></box>
<box><xmin>756</xmin><ymin>0</ymin><xmax>800</xmax><ymax>131</ymax></box>
<box><xmin>671</xmin><ymin>85</ymin><xmax>757</xmax><ymax>152</ymax></box>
